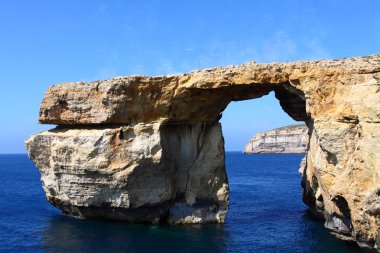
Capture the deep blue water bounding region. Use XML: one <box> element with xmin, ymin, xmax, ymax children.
<box><xmin>0</xmin><ymin>153</ymin><xmax>364</xmax><ymax>253</ymax></box>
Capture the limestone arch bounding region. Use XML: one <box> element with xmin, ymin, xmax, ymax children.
<box><xmin>26</xmin><ymin>55</ymin><xmax>380</xmax><ymax>250</ymax></box>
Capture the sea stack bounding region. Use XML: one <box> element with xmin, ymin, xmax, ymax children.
<box><xmin>243</xmin><ymin>124</ymin><xmax>308</xmax><ymax>154</ymax></box>
<box><xmin>26</xmin><ymin>54</ymin><xmax>380</xmax><ymax>251</ymax></box>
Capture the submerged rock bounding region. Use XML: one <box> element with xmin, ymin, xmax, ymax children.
<box><xmin>26</xmin><ymin>54</ymin><xmax>380</xmax><ymax>251</ymax></box>
<box><xmin>243</xmin><ymin>124</ymin><xmax>308</xmax><ymax>154</ymax></box>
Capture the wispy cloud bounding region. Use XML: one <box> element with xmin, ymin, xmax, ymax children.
<box><xmin>97</xmin><ymin>3</ymin><xmax>110</xmax><ymax>17</ymax></box>
<box><xmin>305</xmin><ymin>38</ymin><xmax>331</xmax><ymax>60</ymax></box>
<box><xmin>94</xmin><ymin>67</ymin><xmax>119</xmax><ymax>80</ymax></box>
<box><xmin>153</xmin><ymin>58</ymin><xmax>176</xmax><ymax>75</ymax></box>
<box><xmin>260</xmin><ymin>31</ymin><xmax>298</xmax><ymax>62</ymax></box>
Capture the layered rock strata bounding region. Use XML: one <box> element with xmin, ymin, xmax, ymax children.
<box><xmin>243</xmin><ymin>124</ymin><xmax>308</xmax><ymax>154</ymax></box>
<box><xmin>26</xmin><ymin>54</ymin><xmax>380</xmax><ymax>251</ymax></box>
<box><xmin>26</xmin><ymin>123</ymin><xmax>228</xmax><ymax>224</ymax></box>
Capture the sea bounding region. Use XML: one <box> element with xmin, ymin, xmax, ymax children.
<box><xmin>0</xmin><ymin>153</ymin><xmax>364</xmax><ymax>253</ymax></box>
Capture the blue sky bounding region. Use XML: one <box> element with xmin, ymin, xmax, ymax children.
<box><xmin>1</xmin><ymin>0</ymin><xmax>379</xmax><ymax>153</ymax></box>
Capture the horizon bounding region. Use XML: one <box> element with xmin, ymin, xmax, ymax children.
<box><xmin>1</xmin><ymin>1</ymin><xmax>379</xmax><ymax>153</ymax></box>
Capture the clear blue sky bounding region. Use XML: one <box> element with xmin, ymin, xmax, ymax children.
<box><xmin>1</xmin><ymin>0</ymin><xmax>379</xmax><ymax>153</ymax></box>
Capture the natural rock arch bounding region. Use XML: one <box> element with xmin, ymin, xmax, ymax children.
<box><xmin>26</xmin><ymin>55</ymin><xmax>380</xmax><ymax>251</ymax></box>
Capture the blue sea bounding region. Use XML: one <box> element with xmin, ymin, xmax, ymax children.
<box><xmin>0</xmin><ymin>153</ymin><xmax>364</xmax><ymax>253</ymax></box>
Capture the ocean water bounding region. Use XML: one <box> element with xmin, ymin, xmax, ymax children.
<box><xmin>0</xmin><ymin>153</ymin><xmax>364</xmax><ymax>253</ymax></box>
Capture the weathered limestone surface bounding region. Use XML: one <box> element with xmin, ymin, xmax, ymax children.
<box><xmin>27</xmin><ymin>54</ymin><xmax>380</xmax><ymax>251</ymax></box>
<box><xmin>243</xmin><ymin>124</ymin><xmax>308</xmax><ymax>154</ymax></box>
<box><xmin>25</xmin><ymin>123</ymin><xmax>228</xmax><ymax>223</ymax></box>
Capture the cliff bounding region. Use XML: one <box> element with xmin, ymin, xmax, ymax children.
<box><xmin>26</xmin><ymin>54</ymin><xmax>380</xmax><ymax>251</ymax></box>
<box><xmin>243</xmin><ymin>124</ymin><xmax>308</xmax><ymax>154</ymax></box>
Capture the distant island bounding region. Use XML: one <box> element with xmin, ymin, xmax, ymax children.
<box><xmin>243</xmin><ymin>124</ymin><xmax>308</xmax><ymax>154</ymax></box>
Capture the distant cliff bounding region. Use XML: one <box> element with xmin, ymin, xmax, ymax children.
<box><xmin>243</xmin><ymin>124</ymin><xmax>308</xmax><ymax>154</ymax></box>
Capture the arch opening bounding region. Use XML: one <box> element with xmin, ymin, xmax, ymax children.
<box><xmin>218</xmin><ymin>89</ymin><xmax>332</xmax><ymax>249</ymax></box>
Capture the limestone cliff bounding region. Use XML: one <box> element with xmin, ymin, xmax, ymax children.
<box><xmin>26</xmin><ymin>54</ymin><xmax>380</xmax><ymax>251</ymax></box>
<box><xmin>243</xmin><ymin>124</ymin><xmax>308</xmax><ymax>154</ymax></box>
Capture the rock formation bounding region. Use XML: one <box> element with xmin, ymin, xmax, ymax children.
<box><xmin>243</xmin><ymin>124</ymin><xmax>308</xmax><ymax>154</ymax></box>
<box><xmin>26</xmin><ymin>54</ymin><xmax>380</xmax><ymax>251</ymax></box>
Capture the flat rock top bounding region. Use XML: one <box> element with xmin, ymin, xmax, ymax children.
<box><xmin>39</xmin><ymin>54</ymin><xmax>380</xmax><ymax>125</ymax></box>
<box><xmin>267</xmin><ymin>123</ymin><xmax>307</xmax><ymax>132</ymax></box>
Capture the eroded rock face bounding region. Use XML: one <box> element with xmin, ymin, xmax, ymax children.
<box><xmin>25</xmin><ymin>123</ymin><xmax>228</xmax><ymax>223</ymax></box>
<box><xmin>243</xmin><ymin>124</ymin><xmax>308</xmax><ymax>154</ymax></box>
<box><xmin>27</xmin><ymin>54</ymin><xmax>380</xmax><ymax>251</ymax></box>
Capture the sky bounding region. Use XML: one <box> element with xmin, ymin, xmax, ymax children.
<box><xmin>0</xmin><ymin>0</ymin><xmax>379</xmax><ymax>153</ymax></box>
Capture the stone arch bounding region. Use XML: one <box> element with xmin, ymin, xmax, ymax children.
<box><xmin>26</xmin><ymin>55</ymin><xmax>380</xmax><ymax>251</ymax></box>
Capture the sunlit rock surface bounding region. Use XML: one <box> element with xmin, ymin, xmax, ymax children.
<box><xmin>27</xmin><ymin>54</ymin><xmax>380</xmax><ymax>251</ymax></box>
<box><xmin>243</xmin><ymin>124</ymin><xmax>308</xmax><ymax>154</ymax></box>
<box><xmin>25</xmin><ymin>123</ymin><xmax>228</xmax><ymax>224</ymax></box>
